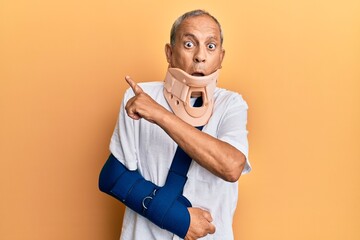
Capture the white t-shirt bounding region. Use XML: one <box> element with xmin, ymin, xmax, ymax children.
<box><xmin>110</xmin><ymin>82</ymin><xmax>251</xmax><ymax>240</ymax></box>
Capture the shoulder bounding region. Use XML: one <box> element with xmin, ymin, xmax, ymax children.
<box><xmin>214</xmin><ymin>87</ymin><xmax>248</xmax><ymax>110</ymax></box>
<box><xmin>137</xmin><ymin>81</ymin><xmax>164</xmax><ymax>91</ymax></box>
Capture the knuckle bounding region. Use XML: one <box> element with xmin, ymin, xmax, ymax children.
<box><xmin>211</xmin><ymin>225</ymin><xmax>216</xmax><ymax>233</ymax></box>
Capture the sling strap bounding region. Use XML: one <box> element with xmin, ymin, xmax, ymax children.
<box><xmin>99</xmin><ymin>97</ymin><xmax>204</xmax><ymax>238</ymax></box>
<box><xmin>145</xmin><ymin>98</ymin><xmax>204</xmax><ymax>231</ymax></box>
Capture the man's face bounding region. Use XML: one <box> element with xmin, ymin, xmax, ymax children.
<box><xmin>165</xmin><ymin>15</ymin><xmax>225</xmax><ymax>76</ymax></box>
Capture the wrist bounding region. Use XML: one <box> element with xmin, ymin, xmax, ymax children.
<box><xmin>154</xmin><ymin>108</ymin><xmax>173</xmax><ymax>126</ymax></box>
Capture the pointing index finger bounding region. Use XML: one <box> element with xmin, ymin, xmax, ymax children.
<box><xmin>125</xmin><ymin>76</ymin><xmax>143</xmax><ymax>95</ymax></box>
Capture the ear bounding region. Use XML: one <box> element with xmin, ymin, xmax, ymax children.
<box><xmin>165</xmin><ymin>43</ymin><xmax>173</xmax><ymax>64</ymax></box>
<box><xmin>219</xmin><ymin>48</ymin><xmax>225</xmax><ymax>68</ymax></box>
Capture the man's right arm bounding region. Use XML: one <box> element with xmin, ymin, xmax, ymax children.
<box><xmin>98</xmin><ymin>154</ymin><xmax>214</xmax><ymax>239</ymax></box>
<box><xmin>99</xmin><ymin>153</ymin><xmax>190</xmax><ymax>237</ymax></box>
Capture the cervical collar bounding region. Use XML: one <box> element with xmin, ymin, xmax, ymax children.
<box><xmin>163</xmin><ymin>68</ymin><xmax>219</xmax><ymax>126</ymax></box>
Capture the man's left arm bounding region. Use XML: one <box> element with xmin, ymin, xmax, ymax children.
<box><xmin>125</xmin><ymin>76</ymin><xmax>246</xmax><ymax>182</ymax></box>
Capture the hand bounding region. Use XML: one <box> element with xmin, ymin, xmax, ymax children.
<box><xmin>125</xmin><ymin>76</ymin><xmax>167</xmax><ymax>123</ymax></box>
<box><xmin>185</xmin><ymin>207</ymin><xmax>216</xmax><ymax>240</ymax></box>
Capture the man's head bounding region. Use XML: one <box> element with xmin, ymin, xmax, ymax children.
<box><xmin>165</xmin><ymin>10</ymin><xmax>225</xmax><ymax>76</ymax></box>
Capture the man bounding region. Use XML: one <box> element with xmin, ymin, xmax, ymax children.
<box><xmin>99</xmin><ymin>9</ymin><xmax>251</xmax><ymax>240</ymax></box>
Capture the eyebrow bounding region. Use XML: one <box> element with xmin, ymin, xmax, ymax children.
<box><xmin>182</xmin><ymin>33</ymin><xmax>219</xmax><ymax>42</ymax></box>
<box><xmin>182</xmin><ymin>33</ymin><xmax>196</xmax><ymax>39</ymax></box>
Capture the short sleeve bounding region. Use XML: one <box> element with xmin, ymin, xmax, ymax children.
<box><xmin>217</xmin><ymin>93</ymin><xmax>251</xmax><ymax>174</ymax></box>
<box><xmin>109</xmin><ymin>88</ymin><xmax>138</xmax><ymax>170</ymax></box>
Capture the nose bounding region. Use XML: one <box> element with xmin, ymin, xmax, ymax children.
<box><xmin>194</xmin><ymin>46</ymin><xmax>206</xmax><ymax>63</ymax></box>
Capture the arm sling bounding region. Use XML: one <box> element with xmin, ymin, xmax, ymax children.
<box><xmin>99</xmin><ymin>98</ymin><xmax>204</xmax><ymax>238</ymax></box>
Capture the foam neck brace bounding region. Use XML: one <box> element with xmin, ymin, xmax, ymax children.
<box><xmin>163</xmin><ymin>68</ymin><xmax>219</xmax><ymax>126</ymax></box>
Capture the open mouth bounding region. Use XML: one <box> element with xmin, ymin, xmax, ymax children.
<box><xmin>191</xmin><ymin>72</ymin><xmax>205</xmax><ymax>77</ymax></box>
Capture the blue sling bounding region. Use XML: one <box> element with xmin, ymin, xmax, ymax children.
<box><xmin>99</xmin><ymin>97</ymin><xmax>204</xmax><ymax>238</ymax></box>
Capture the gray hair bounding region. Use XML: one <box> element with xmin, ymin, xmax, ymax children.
<box><xmin>170</xmin><ymin>9</ymin><xmax>224</xmax><ymax>46</ymax></box>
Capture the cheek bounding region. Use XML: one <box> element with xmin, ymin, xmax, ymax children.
<box><xmin>172</xmin><ymin>53</ymin><xmax>191</xmax><ymax>68</ymax></box>
<box><xmin>212</xmin><ymin>54</ymin><xmax>223</xmax><ymax>67</ymax></box>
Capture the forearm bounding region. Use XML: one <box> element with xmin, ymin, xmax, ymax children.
<box><xmin>155</xmin><ymin>110</ymin><xmax>246</xmax><ymax>182</ymax></box>
<box><xmin>124</xmin><ymin>77</ymin><xmax>246</xmax><ymax>182</ymax></box>
<box><xmin>99</xmin><ymin>154</ymin><xmax>192</xmax><ymax>238</ymax></box>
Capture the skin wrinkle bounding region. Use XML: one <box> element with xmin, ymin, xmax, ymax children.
<box><xmin>165</xmin><ymin>15</ymin><xmax>224</xmax><ymax>77</ymax></box>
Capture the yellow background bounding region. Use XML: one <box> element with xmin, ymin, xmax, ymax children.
<box><xmin>1</xmin><ymin>0</ymin><xmax>359</xmax><ymax>239</ymax></box>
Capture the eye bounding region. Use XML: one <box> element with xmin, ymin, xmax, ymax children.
<box><xmin>184</xmin><ymin>41</ymin><xmax>194</xmax><ymax>48</ymax></box>
<box><xmin>207</xmin><ymin>43</ymin><xmax>216</xmax><ymax>50</ymax></box>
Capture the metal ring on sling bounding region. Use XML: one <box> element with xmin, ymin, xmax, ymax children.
<box><xmin>142</xmin><ymin>196</ymin><xmax>153</xmax><ymax>210</ymax></box>
<box><xmin>142</xmin><ymin>189</ymin><xmax>157</xmax><ymax>210</ymax></box>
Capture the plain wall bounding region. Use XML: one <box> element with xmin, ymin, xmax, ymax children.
<box><xmin>1</xmin><ymin>0</ymin><xmax>359</xmax><ymax>239</ymax></box>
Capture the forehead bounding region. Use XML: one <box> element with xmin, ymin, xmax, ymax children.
<box><xmin>176</xmin><ymin>15</ymin><xmax>221</xmax><ymax>40</ymax></box>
